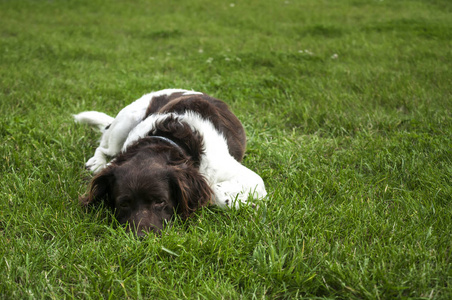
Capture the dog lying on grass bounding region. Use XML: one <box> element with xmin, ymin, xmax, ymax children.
<box><xmin>74</xmin><ymin>89</ymin><xmax>267</xmax><ymax>235</ymax></box>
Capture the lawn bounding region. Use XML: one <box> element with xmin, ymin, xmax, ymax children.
<box><xmin>1</xmin><ymin>0</ymin><xmax>451</xmax><ymax>298</ymax></box>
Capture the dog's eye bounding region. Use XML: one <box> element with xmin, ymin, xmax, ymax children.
<box><xmin>119</xmin><ymin>202</ymin><xmax>129</xmax><ymax>209</ymax></box>
<box><xmin>118</xmin><ymin>198</ymin><xmax>131</xmax><ymax>209</ymax></box>
<box><xmin>154</xmin><ymin>199</ymin><xmax>165</xmax><ymax>206</ymax></box>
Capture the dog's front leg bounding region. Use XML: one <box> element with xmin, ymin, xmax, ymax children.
<box><xmin>86</xmin><ymin>112</ymin><xmax>144</xmax><ymax>173</ymax></box>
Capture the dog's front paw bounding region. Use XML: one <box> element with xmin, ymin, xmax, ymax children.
<box><xmin>213</xmin><ymin>181</ymin><xmax>249</xmax><ymax>208</ymax></box>
<box><xmin>85</xmin><ymin>155</ymin><xmax>107</xmax><ymax>174</ymax></box>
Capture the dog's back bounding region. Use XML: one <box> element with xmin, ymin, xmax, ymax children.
<box><xmin>145</xmin><ymin>93</ymin><xmax>246</xmax><ymax>162</ymax></box>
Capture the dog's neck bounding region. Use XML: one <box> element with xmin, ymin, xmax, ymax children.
<box><xmin>149</xmin><ymin>135</ymin><xmax>181</xmax><ymax>150</ymax></box>
<box><xmin>148</xmin><ymin>135</ymin><xmax>193</xmax><ymax>158</ymax></box>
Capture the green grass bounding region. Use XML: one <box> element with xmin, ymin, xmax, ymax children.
<box><xmin>1</xmin><ymin>0</ymin><xmax>451</xmax><ymax>298</ymax></box>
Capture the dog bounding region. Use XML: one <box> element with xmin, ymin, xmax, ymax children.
<box><xmin>74</xmin><ymin>89</ymin><xmax>267</xmax><ymax>235</ymax></box>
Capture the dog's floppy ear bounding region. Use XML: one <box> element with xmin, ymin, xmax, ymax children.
<box><xmin>170</xmin><ymin>164</ymin><xmax>212</xmax><ymax>219</ymax></box>
<box><xmin>80</xmin><ymin>167</ymin><xmax>115</xmax><ymax>209</ymax></box>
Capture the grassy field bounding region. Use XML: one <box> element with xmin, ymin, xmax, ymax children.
<box><xmin>1</xmin><ymin>0</ymin><xmax>451</xmax><ymax>298</ymax></box>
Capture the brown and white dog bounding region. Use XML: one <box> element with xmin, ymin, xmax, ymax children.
<box><xmin>74</xmin><ymin>89</ymin><xmax>267</xmax><ymax>235</ymax></box>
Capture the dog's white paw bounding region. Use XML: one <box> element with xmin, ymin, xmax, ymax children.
<box><xmin>214</xmin><ymin>181</ymin><xmax>249</xmax><ymax>208</ymax></box>
<box><xmin>85</xmin><ymin>155</ymin><xmax>107</xmax><ymax>174</ymax></box>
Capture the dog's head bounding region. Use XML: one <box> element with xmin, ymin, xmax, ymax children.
<box><xmin>80</xmin><ymin>142</ymin><xmax>212</xmax><ymax>236</ymax></box>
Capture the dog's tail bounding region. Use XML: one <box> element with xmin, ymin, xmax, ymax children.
<box><xmin>73</xmin><ymin>111</ymin><xmax>114</xmax><ymax>132</ymax></box>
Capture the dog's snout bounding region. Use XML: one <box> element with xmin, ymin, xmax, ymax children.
<box><xmin>124</xmin><ymin>209</ymin><xmax>164</xmax><ymax>237</ymax></box>
<box><xmin>126</xmin><ymin>221</ymin><xmax>161</xmax><ymax>237</ymax></box>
